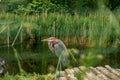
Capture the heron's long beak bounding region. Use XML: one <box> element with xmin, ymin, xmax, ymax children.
<box><xmin>41</xmin><ymin>38</ymin><xmax>52</xmax><ymax>42</ymax></box>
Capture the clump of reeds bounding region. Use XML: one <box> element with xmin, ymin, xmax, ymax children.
<box><xmin>0</xmin><ymin>11</ymin><xmax>120</xmax><ymax>48</ymax></box>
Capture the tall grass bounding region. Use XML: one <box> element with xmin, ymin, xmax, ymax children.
<box><xmin>0</xmin><ymin>11</ymin><xmax>120</xmax><ymax>48</ymax></box>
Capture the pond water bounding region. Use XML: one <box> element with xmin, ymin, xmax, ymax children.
<box><xmin>0</xmin><ymin>41</ymin><xmax>120</xmax><ymax>75</ymax></box>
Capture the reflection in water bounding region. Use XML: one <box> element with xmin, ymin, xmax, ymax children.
<box><xmin>12</xmin><ymin>47</ymin><xmax>25</xmax><ymax>74</ymax></box>
<box><xmin>0</xmin><ymin>41</ymin><xmax>119</xmax><ymax>75</ymax></box>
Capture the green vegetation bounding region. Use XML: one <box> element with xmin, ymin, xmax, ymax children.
<box><xmin>0</xmin><ymin>10</ymin><xmax>120</xmax><ymax>48</ymax></box>
<box><xmin>0</xmin><ymin>73</ymin><xmax>55</xmax><ymax>80</ymax></box>
<box><xmin>0</xmin><ymin>0</ymin><xmax>120</xmax><ymax>79</ymax></box>
<box><xmin>0</xmin><ymin>8</ymin><xmax>120</xmax><ymax>80</ymax></box>
<box><xmin>1</xmin><ymin>0</ymin><xmax>120</xmax><ymax>14</ymax></box>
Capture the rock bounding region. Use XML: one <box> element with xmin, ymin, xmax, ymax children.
<box><xmin>57</xmin><ymin>77</ymin><xmax>67</xmax><ymax>80</ymax></box>
<box><xmin>67</xmin><ymin>74</ymin><xmax>77</xmax><ymax>80</ymax></box>
<box><xmin>0</xmin><ymin>58</ymin><xmax>6</xmax><ymax>77</ymax></box>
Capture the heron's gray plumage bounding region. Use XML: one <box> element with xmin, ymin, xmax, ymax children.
<box><xmin>52</xmin><ymin>39</ymin><xmax>69</xmax><ymax>66</ymax></box>
<box><xmin>54</xmin><ymin>39</ymin><xmax>67</xmax><ymax>56</ymax></box>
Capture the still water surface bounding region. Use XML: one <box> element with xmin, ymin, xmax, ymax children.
<box><xmin>0</xmin><ymin>41</ymin><xmax>120</xmax><ymax>75</ymax></box>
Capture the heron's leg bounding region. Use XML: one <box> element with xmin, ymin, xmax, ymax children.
<box><xmin>56</xmin><ymin>56</ymin><xmax>61</xmax><ymax>72</ymax></box>
<box><xmin>59</xmin><ymin>61</ymin><xmax>62</xmax><ymax>77</ymax></box>
<box><xmin>59</xmin><ymin>62</ymin><xmax>62</xmax><ymax>71</ymax></box>
<box><xmin>55</xmin><ymin>56</ymin><xmax>62</xmax><ymax>78</ymax></box>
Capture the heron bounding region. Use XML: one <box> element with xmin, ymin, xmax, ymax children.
<box><xmin>42</xmin><ymin>37</ymin><xmax>70</xmax><ymax>72</ymax></box>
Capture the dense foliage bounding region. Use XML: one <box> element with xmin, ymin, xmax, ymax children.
<box><xmin>0</xmin><ymin>0</ymin><xmax>120</xmax><ymax>15</ymax></box>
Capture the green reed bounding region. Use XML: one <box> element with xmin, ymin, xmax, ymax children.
<box><xmin>0</xmin><ymin>11</ymin><xmax>120</xmax><ymax>48</ymax></box>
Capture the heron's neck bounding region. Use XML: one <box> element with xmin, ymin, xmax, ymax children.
<box><xmin>49</xmin><ymin>41</ymin><xmax>57</xmax><ymax>49</ymax></box>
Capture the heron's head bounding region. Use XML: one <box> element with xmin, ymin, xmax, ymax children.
<box><xmin>41</xmin><ymin>37</ymin><xmax>57</xmax><ymax>43</ymax></box>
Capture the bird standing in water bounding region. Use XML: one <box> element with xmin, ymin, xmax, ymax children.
<box><xmin>42</xmin><ymin>37</ymin><xmax>69</xmax><ymax>71</ymax></box>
